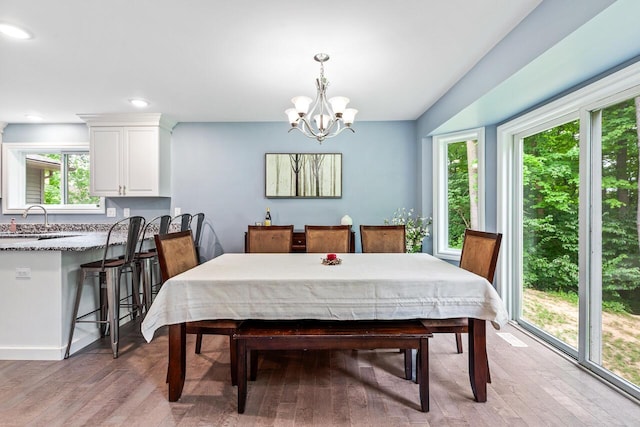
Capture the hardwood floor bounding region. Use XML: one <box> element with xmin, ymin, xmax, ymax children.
<box><xmin>0</xmin><ymin>322</ymin><xmax>638</xmax><ymax>426</ymax></box>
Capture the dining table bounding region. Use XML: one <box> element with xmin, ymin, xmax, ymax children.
<box><xmin>141</xmin><ymin>252</ymin><xmax>509</xmax><ymax>403</ymax></box>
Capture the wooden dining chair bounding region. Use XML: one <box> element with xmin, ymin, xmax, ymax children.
<box><xmin>154</xmin><ymin>230</ymin><xmax>241</xmax><ymax>385</ymax></box>
<box><xmin>305</xmin><ymin>225</ymin><xmax>351</xmax><ymax>253</ymax></box>
<box><xmin>420</xmin><ymin>228</ymin><xmax>502</xmax><ymax>381</ymax></box>
<box><xmin>360</xmin><ymin>225</ymin><xmax>406</xmax><ymax>253</ymax></box>
<box><xmin>246</xmin><ymin>225</ymin><xmax>294</xmax><ymax>253</ymax></box>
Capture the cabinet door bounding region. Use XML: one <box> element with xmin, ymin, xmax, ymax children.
<box><xmin>122</xmin><ymin>127</ymin><xmax>159</xmax><ymax>196</ymax></box>
<box><xmin>90</xmin><ymin>127</ymin><xmax>122</xmax><ymax>196</ymax></box>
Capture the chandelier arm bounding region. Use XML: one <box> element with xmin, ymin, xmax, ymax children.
<box><xmin>289</xmin><ymin>127</ymin><xmax>317</xmax><ymax>139</ymax></box>
<box><xmin>319</xmin><ymin>124</ymin><xmax>354</xmax><ymax>140</ymax></box>
<box><xmin>297</xmin><ymin>116</ymin><xmax>318</xmax><ymax>137</ymax></box>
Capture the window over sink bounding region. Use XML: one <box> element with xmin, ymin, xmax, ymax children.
<box><xmin>2</xmin><ymin>141</ymin><xmax>105</xmax><ymax>214</ymax></box>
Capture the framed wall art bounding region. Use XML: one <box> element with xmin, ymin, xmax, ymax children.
<box><xmin>265</xmin><ymin>153</ymin><xmax>342</xmax><ymax>198</ymax></box>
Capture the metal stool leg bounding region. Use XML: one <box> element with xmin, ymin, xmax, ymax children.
<box><xmin>105</xmin><ymin>268</ymin><xmax>120</xmax><ymax>358</ymax></box>
<box><xmin>130</xmin><ymin>264</ymin><xmax>143</xmax><ymax>318</ymax></box>
<box><xmin>140</xmin><ymin>257</ymin><xmax>154</xmax><ymax>312</ymax></box>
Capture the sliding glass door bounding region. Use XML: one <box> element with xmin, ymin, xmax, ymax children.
<box><xmin>498</xmin><ymin>64</ymin><xmax>640</xmax><ymax>398</ymax></box>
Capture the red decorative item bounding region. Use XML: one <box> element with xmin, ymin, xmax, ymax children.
<box><xmin>326</xmin><ymin>253</ymin><xmax>337</xmax><ymax>261</ymax></box>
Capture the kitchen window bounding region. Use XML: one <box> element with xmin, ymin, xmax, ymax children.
<box><xmin>2</xmin><ymin>141</ymin><xmax>104</xmax><ymax>214</ymax></box>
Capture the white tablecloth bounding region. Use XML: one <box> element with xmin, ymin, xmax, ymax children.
<box><xmin>141</xmin><ymin>253</ymin><xmax>509</xmax><ymax>342</ymax></box>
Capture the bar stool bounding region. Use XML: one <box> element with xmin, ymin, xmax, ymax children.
<box><xmin>65</xmin><ymin>216</ymin><xmax>145</xmax><ymax>359</ymax></box>
<box><xmin>135</xmin><ymin>214</ymin><xmax>171</xmax><ymax>310</ymax></box>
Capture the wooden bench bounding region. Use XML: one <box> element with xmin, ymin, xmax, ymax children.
<box><xmin>234</xmin><ymin>319</ymin><xmax>432</xmax><ymax>413</ymax></box>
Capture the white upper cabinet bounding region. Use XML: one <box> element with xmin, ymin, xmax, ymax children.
<box><xmin>79</xmin><ymin>113</ymin><xmax>175</xmax><ymax>197</ymax></box>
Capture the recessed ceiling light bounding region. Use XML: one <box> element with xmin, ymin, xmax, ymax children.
<box><xmin>129</xmin><ymin>98</ymin><xmax>149</xmax><ymax>108</ymax></box>
<box><xmin>25</xmin><ymin>114</ymin><xmax>43</xmax><ymax>121</ymax></box>
<box><xmin>0</xmin><ymin>23</ymin><xmax>32</xmax><ymax>40</ymax></box>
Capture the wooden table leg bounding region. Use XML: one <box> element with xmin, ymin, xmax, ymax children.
<box><xmin>403</xmin><ymin>349</ymin><xmax>412</xmax><ymax>380</ymax></box>
<box><xmin>418</xmin><ymin>337</ymin><xmax>429</xmax><ymax>412</ymax></box>
<box><xmin>168</xmin><ymin>323</ymin><xmax>186</xmax><ymax>402</ymax></box>
<box><xmin>468</xmin><ymin>318</ymin><xmax>487</xmax><ymax>402</ymax></box>
<box><xmin>237</xmin><ymin>340</ymin><xmax>247</xmax><ymax>414</ymax></box>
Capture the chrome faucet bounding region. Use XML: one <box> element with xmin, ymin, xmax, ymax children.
<box><xmin>22</xmin><ymin>205</ymin><xmax>49</xmax><ymax>228</ymax></box>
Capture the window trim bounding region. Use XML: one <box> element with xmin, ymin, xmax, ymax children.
<box><xmin>2</xmin><ymin>141</ymin><xmax>105</xmax><ymax>214</ymax></box>
<box><xmin>432</xmin><ymin>127</ymin><xmax>485</xmax><ymax>260</ymax></box>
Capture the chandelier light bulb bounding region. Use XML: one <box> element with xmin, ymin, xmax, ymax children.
<box><xmin>292</xmin><ymin>96</ymin><xmax>312</xmax><ymax>116</ymax></box>
<box><xmin>342</xmin><ymin>108</ymin><xmax>358</xmax><ymax>126</ymax></box>
<box><xmin>328</xmin><ymin>96</ymin><xmax>350</xmax><ymax>116</ymax></box>
<box><xmin>314</xmin><ymin>114</ymin><xmax>332</xmax><ymax>132</ymax></box>
<box><xmin>285</xmin><ymin>108</ymin><xmax>299</xmax><ymax>126</ymax></box>
<box><xmin>285</xmin><ymin>53</ymin><xmax>357</xmax><ymax>143</ymax></box>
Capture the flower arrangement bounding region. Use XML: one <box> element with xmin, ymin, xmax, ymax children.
<box><xmin>385</xmin><ymin>208</ymin><xmax>432</xmax><ymax>253</ymax></box>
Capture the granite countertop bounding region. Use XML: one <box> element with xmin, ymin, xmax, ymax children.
<box><xmin>0</xmin><ymin>224</ymin><xmax>139</xmax><ymax>252</ymax></box>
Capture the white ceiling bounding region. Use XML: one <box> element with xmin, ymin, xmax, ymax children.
<box><xmin>0</xmin><ymin>0</ymin><xmax>541</xmax><ymax>124</ymax></box>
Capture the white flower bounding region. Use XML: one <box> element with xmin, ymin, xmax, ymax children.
<box><xmin>384</xmin><ymin>208</ymin><xmax>432</xmax><ymax>253</ymax></box>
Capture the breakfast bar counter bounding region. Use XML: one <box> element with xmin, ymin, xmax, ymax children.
<box><xmin>0</xmin><ymin>224</ymin><xmax>131</xmax><ymax>360</ymax></box>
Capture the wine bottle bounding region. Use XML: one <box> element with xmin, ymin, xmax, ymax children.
<box><xmin>264</xmin><ymin>208</ymin><xmax>272</xmax><ymax>226</ymax></box>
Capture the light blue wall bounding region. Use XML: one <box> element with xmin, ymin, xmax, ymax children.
<box><xmin>2</xmin><ymin>120</ymin><xmax>418</xmax><ymax>256</ymax></box>
<box><xmin>170</xmin><ymin>121</ymin><xmax>417</xmax><ymax>256</ymax></box>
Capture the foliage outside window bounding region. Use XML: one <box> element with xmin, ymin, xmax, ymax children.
<box><xmin>432</xmin><ymin>128</ymin><xmax>485</xmax><ymax>260</ymax></box>
<box><xmin>522</xmin><ymin>120</ymin><xmax>581</xmax><ymax>296</ymax></box>
<box><xmin>2</xmin><ymin>142</ymin><xmax>104</xmax><ymax>214</ymax></box>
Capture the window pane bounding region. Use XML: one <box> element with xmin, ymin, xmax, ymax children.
<box><xmin>521</xmin><ymin>120</ymin><xmax>580</xmax><ymax>349</ymax></box>
<box><xmin>25</xmin><ymin>152</ymin><xmax>99</xmax><ymax>206</ymax></box>
<box><xmin>599</xmin><ymin>98</ymin><xmax>640</xmax><ymax>386</ymax></box>
<box><xmin>66</xmin><ymin>153</ymin><xmax>100</xmax><ymax>204</ymax></box>
<box><xmin>447</xmin><ymin>139</ymin><xmax>479</xmax><ymax>249</ymax></box>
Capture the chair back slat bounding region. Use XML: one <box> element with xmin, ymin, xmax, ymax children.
<box><xmin>158</xmin><ymin>215</ymin><xmax>172</xmax><ymax>235</ymax></box>
<box><xmin>101</xmin><ymin>216</ymin><xmax>145</xmax><ymax>268</ymax></box>
<box><xmin>459</xmin><ymin>229</ymin><xmax>502</xmax><ymax>284</ymax></box>
<box><xmin>360</xmin><ymin>225</ymin><xmax>406</xmax><ymax>253</ymax></box>
<box><xmin>138</xmin><ymin>214</ymin><xmax>172</xmax><ymax>253</ymax></box>
<box><xmin>123</xmin><ymin>216</ymin><xmax>145</xmax><ymax>263</ymax></box>
<box><xmin>172</xmin><ymin>213</ymin><xmax>192</xmax><ymax>232</ymax></box>
<box><xmin>247</xmin><ymin>225</ymin><xmax>294</xmax><ymax>253</ymax></box>
<box><xmin>154</xmin><ymin>231</ymin><xmax>199</xmax><ymax>281</ymax></box>
<box><xmin>190</xmin><ymin>212</ymin><xmax>205</xmax><ymax>248</ymax></box>
<box><xmin>305</xmin><ymin>225</ymin><xmax>351</xmax><ymax>253</ymax></box>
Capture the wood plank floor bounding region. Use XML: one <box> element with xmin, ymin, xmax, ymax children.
<box><xmin>0</xmin><ymin>322</ymin><xmax>638</xmax><ymax>426</ymax></box>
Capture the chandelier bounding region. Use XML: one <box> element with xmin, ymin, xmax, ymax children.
<box><xmin>285</xmin><ymin>53</ymin><xmax>358</xmax><ymax>143</ymax></box>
